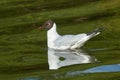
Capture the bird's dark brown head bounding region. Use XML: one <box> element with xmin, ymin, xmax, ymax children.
<box><xmin>38</xmin><ymin>20</ymin><xmax>54</xmax><ymax>30</ymax></box>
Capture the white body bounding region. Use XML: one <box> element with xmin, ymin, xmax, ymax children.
<box><xmin>47</xmin><ymin>23</ymin><xmax>100</xmax><ymax>50</ymax></box>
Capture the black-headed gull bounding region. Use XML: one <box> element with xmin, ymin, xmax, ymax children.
<box><xmin>39</xmin><ymin>20</ymin><xmax>102</xmax><ymax>50</ymax></box>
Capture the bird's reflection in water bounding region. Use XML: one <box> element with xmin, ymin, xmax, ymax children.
<box><xmin>48</xmin><ymin>48</ymin><xmax>97</xmax><ymax>70</ymax></box>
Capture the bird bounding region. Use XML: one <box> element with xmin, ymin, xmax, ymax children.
<box><xmin>39</xmin><ymin>20</ymin><xmax>103</xmax><ymax>50</ymax></box>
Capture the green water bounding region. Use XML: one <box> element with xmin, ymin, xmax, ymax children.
<box><xmin>0</xmin><ymin>0</ymin><xmax>120</xmax><ymax>80</ymax></box>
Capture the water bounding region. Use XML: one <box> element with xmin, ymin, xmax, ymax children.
<box><xmin>0</xmin><ymin>0</ymin><xmax>120</xmax><ymax>80</ymax></box>
<box><xmin>19</xmin><ymin>64</ymin><xmax>120</xmax><ymax>80</ymax></box>
<box><xmin>65</xmin><ymin>64</ymin><xmax>120</xmax><ymax>76</ymax></box>
<box><xmin>83</xmin><ymin>64</ymin><xmax>120</xmax><ymax>73</ymax></box>
<box><xmin>88</xmin><ymin>48</ymin><xmax>112</xmax><ymax>52</ymax></box>
<box><xmin>19</xmin><ymin>77</ymin><xmax>41</xmax><ymax>80</ymax></box>
<box><xmin>19</xmin><ymin>48</ymin><xmax>120</xmax><ymax>80</ymax></box>
<box><xmin>53</xmin><ymin>64</ymin><xmax>120</xmax><ymax>79</ymax></box>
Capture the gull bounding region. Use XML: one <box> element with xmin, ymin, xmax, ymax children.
<box><xmin>39</xmin><ymin>20</ymin><xmax>102</xmax><ymax>50</ymax></box>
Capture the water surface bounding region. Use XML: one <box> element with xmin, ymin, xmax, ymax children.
<box><xmin>0</xmin><ymin>0</ymin><xmax>120</xmax><ymax>80</ymax></box>
<box><xmin>19</xmin><ymin>64</ymin><xmax>120</xmax><ymax>80</ymax></box>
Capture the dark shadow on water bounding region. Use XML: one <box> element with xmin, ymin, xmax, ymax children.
<box><xmin>0</xmin><ymin>40</ymin><xmax>46</xmax><ymax>46</ymax></box>
<box><xmin>0</xmin><ymin>23</ymin><xmax>35</xmax><ymax>35</ymax></box>
<box><xmin>87</xmin><ymin>48</ymin><xmax>112</xmax><ymax>52</ymax></box>
<box><xmin>23</xmin><ymin>41</ymin><xmax>47</xmax><ymax>45</ymax></box>
<box><xmin>0</xmin><ymin>7</ymin><xmax>117</xmax><ymax>35</ymax></box>
<box><xmin>0</xmin><ymin>0</ymin><xmax>100</xmax><ymax>18</ymax></box>
<box><xmin>54</xmin><ymin>10</ymin><xmax>116</xmax><ymax>27</ymax></box>
<box><xmin>0</xmin><ymin>47</ymin><xmax>14</xmax><ymax>52</ymax></box>
<box><xmin>0</xmin><ymin>63</ymin><xmax>48</xmax><ymax>74</ymax></box>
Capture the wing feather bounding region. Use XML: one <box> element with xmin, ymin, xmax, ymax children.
<box><xmin>54</xmin><ymin>34</ymin><xmax>87</xmax><ymax>47</ymax></box>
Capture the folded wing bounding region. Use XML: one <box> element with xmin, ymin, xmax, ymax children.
<box><xmin>54</xmin><ymin>34</ymin><xmax>87</xmax><ymax>47</ymax></box>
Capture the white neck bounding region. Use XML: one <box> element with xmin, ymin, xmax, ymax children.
<box><xmin>47</xmin><ymin>23</ymin><xmax>60</xmax><ymax>48</ymax></box>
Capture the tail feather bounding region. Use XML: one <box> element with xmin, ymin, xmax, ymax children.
<box><xmin>86</xmin><ymin>28</ymin><xmax>103</xmax><ymax>36</ymax></box>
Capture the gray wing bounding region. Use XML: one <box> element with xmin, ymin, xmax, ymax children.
<box><xmin>54</xmin><ymin>34</ymin><xmax>87</xmax><ymax>47</ymax></box>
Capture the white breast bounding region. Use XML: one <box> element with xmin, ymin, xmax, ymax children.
<box><xmin>47</xmin><ymin>23</ymin><xmax>60</xmax><ymax>48</ymax></box>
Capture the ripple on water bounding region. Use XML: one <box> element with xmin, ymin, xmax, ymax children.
<box><xmin>19</xmin><ymin>64</ymin><xmax>120</xmax><ymax>80</ymax></box>
<box><xmin>88</xmin><ymin>48</ymin><xmax>112</xmax><ymax>52</ymax></box>
<box><xmin>18</xmin><ymin>77</ymin><xmax>41</xmax><ymax>80</ymax></box>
